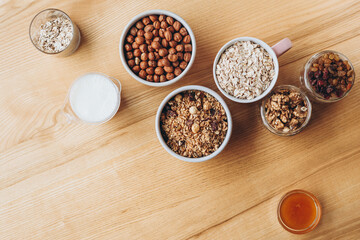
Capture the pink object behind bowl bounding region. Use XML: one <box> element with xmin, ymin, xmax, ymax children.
<box><xmin>272</xmin><ymin>38</ymin><xmax>292</xmax><ymax>57</ymax></box>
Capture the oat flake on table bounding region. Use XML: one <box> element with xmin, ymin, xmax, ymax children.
<box><xmin>216</xmin><ymin>41</ymin><xmax>275</xmax><ymax>100</ymax></box>
<box><xmin>37</xmin><ymin>16</ymin><xmax>73</xmax><ymax>53</ymax></box>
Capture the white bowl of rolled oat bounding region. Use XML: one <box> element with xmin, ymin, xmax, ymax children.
<box><xmin>155</xmin><ymin>85</ymin><xmax>232</xmax><ymax>162</ymax></box>
<box><xmin>213</xmin><ymin>37</ymin><xmax>292</xmax><ymax>103</ymax></box>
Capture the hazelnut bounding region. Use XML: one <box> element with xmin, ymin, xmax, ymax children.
<box><xmin>175</xmin><ymin>94</ymin><xmax>182</xmax><ymax>102</ymax></box>
<box><xmin>173</xmin><ymin>21</ymin><xmax>181</xmax><ymax>31</ymax></box>
<box><xmin>168</xmin><ymin>48</ymin><xmax>177</xmax><ymax>55</ymax></box>
<box><xmin>126</xmin><ymin>35</ymin><xmax>134</xmax><ymax>43</ymax></box>
<box><xmin>148</xmin><ymin>60</ymin><xmax>156</xmax><ymax>67</ymax></box>
<box><xmin>148</xmin><ymin>52</ymin><xmax>155</xmax><ymax>60</ymax></box>
<box><xmin>145</xmin><ymin>39</ymin><xmax>151</xmax><ymax>45</ymax></box>
<box><xmin>184</xmin><ymin>44</ymin><xmax>192</xmax><ymax>52</ymax></box>
<box><xmin>174</xmin><ymin>67</ymin><xmax>182</xmax><ymax>76</ymax></box>
<box><xmin>191</xmin><ymin>123</ymin><xmax>200</xmax><ymax>133</ymax></box>
<box><xmin>203</xmin><ymin>102</ymin><xmax>211</xmax><ymax>111</ymax></box>
<box><xmin>189</xmin><ymin>106</ymin><xmax>198</xmax><ymax>115</ymax></box>
<box><xmin>177</xmin><ymin>52</ymin><xmax>184</xmax><ymax>61</ymax></box>
<box><xmin>166</xmin><ymin>16</ymin><xmax>174</xmax><ymax>25</ymax></box>
<box><xmin>149</xmin><ymin>15</ymin><xmax>158</xmax><ymax>22</ymax></box>
<box><xmin>132</xmin><ymin>42</ymin><xmax>139</xmax><ymax>49</ymax></box>
<box><xmin>151</xmin><ymin>41</ymin><xmax>161</xmax><ymax>49</ymax></box>
<box><xmin>142</xmin><ymin>17</ymin><xmax>151</xmax><ymax>25</ymax></box>
<box><xmin>146</xmin><ymin>75</ymin><xmax>153</xmax><ymax>82</ymax></box>
<box><xmin>167</xmin><ymin>26</ymin><xmax>175</xmax><ymax>33</ymax></box>
<box><xmin>164</xmin><ymin>65</ymin><xmax>174</xmax><ymax>73</ymax></box>
<box><xmin>184</xmin><ymin>52</ymin><xmax>191</xmax><ymax>62</ymax></box>
<box><xmin>136</xmin><ymin>21</ymin><xmax>144</xmax><ymax>29</ymax></box>
<box><xmin>153</xmin><ymin>21</ymin><xmax>161</xmax><ymax>29</ymax></box>
<box><xmin>168</xmin><ymin>54</ymin><xmax>178</xmax><ymax>62</ymax></box>
<box><xmin>144</xmin><ymin>25</ymin><xmax>154</xmax><ymax>32</ymax></box>
<box><xmin>153</xmin><ymin>37</ymin><xmax>161</xmax><ymax>42</ymax></box>
<box><xmin>126</xmin><ymin>52</ymin><xmax>133</xmax><ymax>59</ymax></box>
<box><xmin>159</xmin><ymin>29</ymin><xmax>165</xmax><ymax>38</ymax></box>
<box><xmin>183</xmin><ymin>35</ymin><xmax>191</xmax><ymax>44</ymax></box>
<box><xmin>164</xmin><ymin>30</ymin><xmax>172</xmax><ymax>41</ymax></box>
<box><xmin>153</xmin><ymin>75</ymin><xmax>160</xmax><ymax>82</ymax></box>
<box><xmin>161</xmin><ymin>39</ymin><xmax>168</xmax><ymax>48</ymax></box>
<box><xmin>169</xmin><ymin>41</ymin><xmax>177</xmax><ymax>48</ymax></box>
<box><xmin>135</xmin><ymin>36</ymin><xmax>145</xmax><ymax>45</ymax></box>
<box><xmin>166</xmin><ymin>72</ymin><xmax>175</xmax><ymax>80</ymax></box>
<box><xmin>140</xmin><ymin>61</ymin><xmax>148</xmax><ymax>69</ymax></box>
<box><xmin>133</xmin><ymin>49</ymin><xmax>141</xmax><ymax>57</ymax></box>
<box><xmin>172</xmin><ymin>61</ymin><xmax>180</xmax><ymax>67</ymax></box>
<box><xmin>161</xmin><ymin>58</ymin><xmax>171</xmax><ymax>67</ymax></box>
<box><xmin>160</xmin><ymin>21</ymin><xmax>168</xmax><ymax>29</ymax></box>
<box><xmin>134</xmin><ymin>57</ymin><xmax>140</xmax><ymax>65</ymax></box>
<box><xmin>159</xmin><ymin>48</ymin><xmax>168</xmax><ymax>57</ymax></box>
<box><xmin>146</xmin><ymin>67</ymin><xmax>154</xmax><ymax>75</ymax></box>
<box><xmin>152</xmin><ymin>29</ymin><xmax>158</xmax><ymax>37</ymax></box>
<box><xmin>154</xmin><ymin>52</ymin><xmax>160</xmax><ymax>60</ymax></box>
<box><xmin>179</xmin><ymin>27</ymin><xmax>188</xmax><ymax>36</ymax></box>
<box><xmin>155</xmin><ymin>67</ymin><xmax>164</xmax><ymax>75</ymax></box>
<box><xmin>148</xmin><ymin>45</ymin><xmax>154</xmax><ymax>52</ymax></box>
<box><xmin>139</xmin><ymin>44</ymin><xmax>147</xmax><ymax>53</ymax></box>
<box><xmin>132</xmin><ymin>66</ymin><xmax>140</xmax><ymax>73</ymax></box>
<box><xmin>173</xmin><ymin>33</ymin><xmax>182</xmax><ymax>42</ymax></box>
<box><xmin>144</xmin><ymin>31</ymin><xmax>153</xmax><ymax>40</ymax></box>
<box><xmin>137</xmin><ymin>29</ymin><xmax>145</xmax><ymax>37</ymax></box>
<box><xmin>175</xmin><ymin>44</ymin><xmax>184</xmax><ymax>52</ymax></box>
<box><xmin>159</xmin><ymin>15</ymin><xmax>166</xmax><ymax>22</ymax></box>
<box><xmin>141</xmin><ymin>53</ymin><xmax>148</xmax><ymax>61</ymax></box>
<box><xmin>128</xmin><ymin>59</ymin><xmax>135</xmax><ymax>68</ymax></box>
<box><xmin>130</xmin><ymin>27</ymin><xmax>137</xmax><ymax>36</ymax></box>
<box><xmin>160</xmin><ymin>75</ymin><xmax>166</xmax><ymax>82</ymax></box>
<box><xmin>180</xmin><ymin>61</ymin><xmax>187</xmax><ymax>69</ymax></box>
<box><xmin>139</xmin><ymin>70</ymin><xmax>146</xmax><ymax>79</ymax></box>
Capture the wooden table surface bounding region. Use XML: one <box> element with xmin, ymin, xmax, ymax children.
<box><xmin>1</xmin><ymin>0</ymin><xmax>360</xmax><ymax>239</ymax></box>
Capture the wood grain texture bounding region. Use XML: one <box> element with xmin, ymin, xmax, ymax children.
<box><xmin>1</xmin><ymin>0</ymin><xmax>360</xmax><ymax>239</ymax></box>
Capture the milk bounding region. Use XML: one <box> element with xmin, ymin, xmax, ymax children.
<box><xmin>68</xmin><ymin>73</ymin><xmax>120</xmax><ymax>123</ymax></box>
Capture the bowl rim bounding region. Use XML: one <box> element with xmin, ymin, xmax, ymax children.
<box><xmin>155</xmin><ymin>85</ymin><xmax>233</xmax><ymax>162</ymax></box>
<box><xmin>119</xmin><ymin>9</ymin><xmax>196</xmax><ymax>87</ymax></box>
<box><xmin>213</xmin><ymin>36</ymin><xmax>279</xmax><ymax>103</ymax></box>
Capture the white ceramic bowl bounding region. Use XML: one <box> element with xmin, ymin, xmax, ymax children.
<box><xmin>119</xmin><ymin>9</ymin><xmax>196</xmax><ymax>87</ymax></box>
<box><xmin>155</xmin><ymin>85</ymin><xmax>233</xmax><ymax>162</ymax></box>
<box><xmin>213</xmin><ymin>37</ymin><xmax>279</xmax><ymax>103</ymax></box>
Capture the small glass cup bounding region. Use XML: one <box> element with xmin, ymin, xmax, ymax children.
<box><xmin>278</xmin><ymin>190</ymin><xmax>322</xmax><ymax>234</ymax></box>
<box><xmin>29</xmin><ymin>9</ymin><xmax>81</xmax><ymax>57</ymax></box>
<box><xmin>62</xmin><ymin>73</ymin><xmax>121</xmax><ymax>125</ymax></box>
<box><xmin>260</xmin><ymin>85</ymin><xmax>312</xmax><ymax>136</ymax></box>
<box><xmin>300</xmin><ymin>50</ymin><xmax>355</xmax><ymax>103</ymax></box>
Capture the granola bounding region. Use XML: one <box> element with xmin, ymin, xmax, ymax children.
<box><xmin>160</xmin><ymin>90</ymin><xmax>228</xmax><ymax>158</ymax></box>
<box><xmin>216</xmin><ymin>41</ymin><xmax>275</xmax><ymax>100</ymax></box>
<box><xmin>265</xmin><ymin>89</ymin><xmax>308</xmax><ymax>132</ymax></box>
<box><xmin>37</xmin><ymin>16</ymin><xmax>73</xmax><ymax>53</ymax></box>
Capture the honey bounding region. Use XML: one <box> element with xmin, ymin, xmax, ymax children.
<box><xmin>278</xmin><ymin>190</ymin><xmax>321</xmax><ymax>234</ymax></box>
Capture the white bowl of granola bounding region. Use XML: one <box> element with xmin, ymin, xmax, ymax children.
<box><xmin>155</xmin><ymin>85</ymin><xmax>232</xmax><ymax>162</ymax></box>
<box><xmin>213</xmin><ymin>37</ymin><xmax>291</xmax><ymax>103</ymax></box>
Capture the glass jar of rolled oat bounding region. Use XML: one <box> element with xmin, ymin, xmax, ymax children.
<box><xmin>300</xmin><ymin>50</ymin><xmax>355</xmax><ymax>103</ymax></box>
<box><xmin>260</xmin><ymin>85</ymin><xmax>312</xmax><ymax>136</ymax></box>
<box><xmin>29</xmin><ymin>9</ymin><xmax>81</xmax><ymax>57</ymax></box>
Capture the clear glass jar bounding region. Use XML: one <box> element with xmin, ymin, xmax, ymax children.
<box><xmin>300</xmin><ymin>50</ymin><xmax>355</xmax><ymax>103</ymax></box>
<box><xmin>260</xmin><ymin>85</ymin><xmax>312</xmax><ymax>136</ymax></box>
<box><xmin>29</xmin><ymin>9</ymin><xmax>81</xmax><ymax>57</ymax></box>
<box><xmin>278</xmin><ymin>189</ymin><xmax>322</xmax><ymax>234</ymax></box>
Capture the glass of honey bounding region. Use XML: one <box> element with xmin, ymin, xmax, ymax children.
<box><xmin>277</xmin><ymin>190</ymin><xmax>321</xmax><ymax>234</ymax></box>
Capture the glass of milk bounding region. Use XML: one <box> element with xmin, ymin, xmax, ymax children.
<box><xmin>62</xmin><ymin>73</ymin><xmax>121</xmax><ymax>124</ymax></box>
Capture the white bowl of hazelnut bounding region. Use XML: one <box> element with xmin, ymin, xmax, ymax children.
<box><xmin>155</xmin><ymin>85</ymin><xmax>233</xmax><ymax>162</ymax></box>
<box><xmin>119</xmin><ymin>10</ymin><xmax>196</xmax><ymax>87</ymax></box>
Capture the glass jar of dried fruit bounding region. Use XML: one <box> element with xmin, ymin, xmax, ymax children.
<box><xmin>260</xmin><ymin>85</ymin><xmax>312</xmax><ymax>136</ymax></box>
<box><xmin>300</xmin><ymin>50</ymin><xmax>355</xmax><ymax>103</ymax></box>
